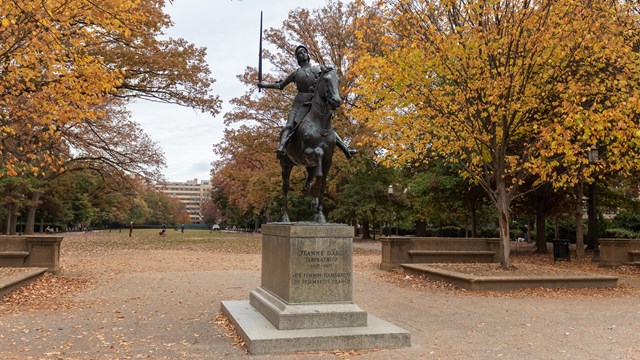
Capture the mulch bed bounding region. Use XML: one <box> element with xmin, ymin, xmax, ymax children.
<box><xmin>423</xmin><ymin>263</ymin><xmax>607</xmax><ymax>278</ymax></box>
<box><xmin>377</xmin><ymin>250</ymin><xmax>640</xmax><ymax>298</ymax></box>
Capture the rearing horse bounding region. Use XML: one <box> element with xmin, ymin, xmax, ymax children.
<box><xmin>279</xmin><ymin>67</ymin><xmax>342</xmax><ymax>223</ymax></box>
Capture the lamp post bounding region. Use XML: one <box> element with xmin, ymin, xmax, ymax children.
<box><xmin>588</xmin><ymin>145</ymin><xmax>600</xmax><ymax>262</ymax></box>
<box><xmin>387</xmin><ymin>185</ymin><xmax>393</xmax><ymax>237</ymax></box>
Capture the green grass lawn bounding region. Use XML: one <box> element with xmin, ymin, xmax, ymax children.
<box><xmin>59</xmin><ymin>228</ymin><xmax>378</xmax><ymax>255</ymax></box>
<box><xmin>62</xmin><ymin>229</ymin><xmax>263</xmax><ymax>254</ymax></box>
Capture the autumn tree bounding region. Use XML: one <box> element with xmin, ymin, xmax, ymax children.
<box><xmin>0</xmin><ymin>176</ymin><xmax>39</xmax><ymax>234</ymax></box>
<box><xmin>1</xmin><ymin>1</ymin><xmax>220</xmax><ymax>172</ymax></box>
<box><xmin>34</xmin><ymin>168</ymin><xmax>139</xmax><ymax>230</ymax></box>
<box><xmin>330</xmin><ymin>155</ymin><xmax>396</xmax><ymax>238</ymax></box>
<box><xmin>405</xmin><ymin>161</ymin><xmax>490</xmax><ymax>237</ymax></box>
<box><xmin>1</xmin><ymin>0</ymin><xmax>220</xmax><ymax>233</ymax></box>
<box><xmin>13</xmin><ymin>101</ymin><xmax>166</xmax><ymax>234</ymax></box>
<box><xmin>1</xmin><ymin>0</ymin><xmax>137</xmax><ymax>175</ymax></box>
<box><xmin>353</xmin><ymin>0</ymin><xmax>640</xmax><ymax>267</ymax></box>
<box><xmin>200</xmin><ymin>199</ymin><xmax>220</xmax><ymax>226</ymax></box>
<box><xmin>350</xmin><ymin>0</ymin><xmax>640</xmax><ymax>267</ymax></box>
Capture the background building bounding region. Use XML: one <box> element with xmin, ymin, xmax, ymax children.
<box><xmin>155</xmin><ymin>179</ymin><xmax>212</xmax><ymax>224</ymax></box>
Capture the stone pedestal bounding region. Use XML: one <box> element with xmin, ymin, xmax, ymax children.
<box><xmin>599</xmin><ymin>238</ymin><xmax>631</xmax><ymax>267</ymax></box>
<box><xmin>221</xmin><ymin>222</ymin><xmax>410</xmax><ymax>355</ymax></box>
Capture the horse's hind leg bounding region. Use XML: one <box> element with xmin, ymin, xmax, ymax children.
<box><xmin>281</xmin><ymin>159</ymin><xmax>294</xmax><ymax>222</ymax></box>
<box><xmin>308</xmin><ymin>154</ymin><xmax>328</xmax><ymax>223</ymax></box>
<box><xmin>313</xmin><ymin>152</ymin><xmax>333</xmax><ymax>223</ymax></box>
<box><xmin>310</xmin><ymin>179</ymin><xmax>326</xmax><ymax>223</ymax></box>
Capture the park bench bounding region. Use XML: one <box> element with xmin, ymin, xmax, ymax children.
<box><xmin>381</xmin><ymin>237</ymin><xmax>500</xmax><ymax>271</ymax></box>
<box><xmin>599</xmin><ymin>238</ymin><xmax>640</xmax><ymax>267</ymax></box>
<box><xmin>0</xmin><ymin>236</ymin><xmax>63</xmax><ymax>273</ymax></box>
<box><xmin>0</xmin><ymin>251</ymin><xmax>30</xmax><ymax>267</ymax></box>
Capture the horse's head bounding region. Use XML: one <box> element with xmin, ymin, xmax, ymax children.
<box><xmin>318</xmin><ymin>67</ymin><xmax>342</xmax><ymax>110</ymax></box>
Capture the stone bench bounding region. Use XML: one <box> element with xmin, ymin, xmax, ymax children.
<box><xmin>0</xmin><ymin>236</ymin><xmax>63</xmax><ymax>273</ymax></box>
<box><xmin>381</xmin><ymin>237</ymin><xmax>500</xmax><ymax>271</ymax></box>
<box><xmin>408</xmin><ymin>250</ymin><xmax>496</xmax><ymax>263</ymax></box>
<box><xmin>0</xmin><ymin>251</ymin><xmax>30</xmax><ymax>267</ymax></box>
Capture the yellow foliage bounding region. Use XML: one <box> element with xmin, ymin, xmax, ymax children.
<box><xmin>349</xmin><ymin>0</ymin><xmax>640</xmax><ymax>193</ymax></box>
<box><xmin>0</xmin><ymin>0</ymin><xmax>158</xmax><ymax>176</ymax></box>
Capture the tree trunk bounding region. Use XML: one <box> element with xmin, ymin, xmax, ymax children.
<box><xmin>464</xmin><ymin>214</ymin><xmax>469</xmax><ymax>238</ymax></box>
<box><xmin>415</xmin><ymin>221</ymin><xmax>427</xmax><ymax>237</ymax></box>
<box><xmin>362</xmin><ymin>220</ymin><xmax>371</xmax><ymax>239</ymax></box>
<box><xmin>352</xmin><ymin>220</ymin><xmax>359</xmax><ymax>237</ymax></box>
<box><xmin>9</xmin><ymin>212</ymin><xmax>18</xmax><ymax>235</ymax></box>
<box><xmin>25</xmin><ymin>192</ymin><xmax>40</xmax><ymax>234</ymax></box>
<box><xmin>575</xmin><ymin>182</ymin><xmax>585</xmax><ymax>258</ymax></box>
<box><xmin>496</xmin><ymin>182</ymin><xmax>511</xmax><ymax>268</ymax></box>
<box><xmin>471</xmin><ymin>203</ymin><xmax>477</xmax><ymax>238</ymax></box>
<box><xmin>5</xmin><ymin>205</ymin><xmax>13</xmax><ymax>235</ymax></box>
<box><xmin>535</xmin><ymin>206</ymin><xmax>548</xmax><ymax>253</ymax></box>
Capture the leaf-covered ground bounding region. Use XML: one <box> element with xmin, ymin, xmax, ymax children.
<box><xmin>3</xmin><ymin>232</ymin><xmax>640</xmax><ymax>310</ymax></box>
<box><xmin>2</xmin><ymin>231</ymin><xmax>640</xmax><ymax>358</ymax></box>
<box><xmin>1</xmin><ymin>230</ymin><xmax>260</xmax><ymax>312</ymax></box>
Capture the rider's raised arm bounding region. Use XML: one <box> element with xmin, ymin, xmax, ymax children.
<box><xmin>258</xmin><ymin>69</ymin><xmax>296</xmax><ymax>90</ymax></box>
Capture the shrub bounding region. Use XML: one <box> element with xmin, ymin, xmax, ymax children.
<box><xmin>601</xmin><ymin>228</ymin><xmax>638</xmax><ymax>239</ymax></box>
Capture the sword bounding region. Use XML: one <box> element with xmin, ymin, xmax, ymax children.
<box><xmin>258</xmin><ymin>11</ymin><xmax>263</xmax><ymax>92</ymax></box>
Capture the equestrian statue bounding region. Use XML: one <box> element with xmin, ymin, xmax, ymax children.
<box><xmin>258</xmin><ymin>45</ymin><xmax>356</xmax><ymax>223</ymax></box>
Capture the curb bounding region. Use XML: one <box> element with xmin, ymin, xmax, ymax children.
<box><xmin>0</xmin><ymin>268</ymin><xmax>48</xmax><ymax>299</ymax></box>
<box><xmin>401</xmin><ymin>263</ymin><xmax>619</xmax><ymax>291</ymax></box>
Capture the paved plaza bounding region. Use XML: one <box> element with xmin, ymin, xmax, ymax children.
<box><xmin>1</xmin><ymin>234</ymin><xmax>639</xmax><ymax>359</ymax></box>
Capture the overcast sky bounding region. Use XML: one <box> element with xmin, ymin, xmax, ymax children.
<box><xmin>129</xmin><ymin>1</ymin><xmax>332</xmax><ymax>183</ymax></box>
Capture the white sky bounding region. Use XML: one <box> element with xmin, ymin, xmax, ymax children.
<box><xmin>129</xmin><ymin>0</ymin><xmax>332</xmax><ymax>182</ymax></box>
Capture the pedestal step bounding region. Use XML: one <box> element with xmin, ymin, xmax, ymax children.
<box><xmin>249</xmin><ymin>286</ymin><xmax>367</xmax><ymax>330</ymax></box>
<box><xmin>221</xmin><ymin>300</ymin><xmax>410</xmax><ymax>355</ymax></box>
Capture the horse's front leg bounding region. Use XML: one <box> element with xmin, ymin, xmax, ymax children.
<box><xmin>303</xmin><ymin>167</ymin><xmax>315</xmax><ymax>193</ymax></box>
<box><xmin>314</xmin><ymin>147</ymin><xmax>324</xmax><ymax>178</ymax></box>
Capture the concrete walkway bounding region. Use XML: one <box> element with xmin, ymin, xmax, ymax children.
<box><xmin>1</xmin><ymin>250</ymin><xmax>640</xmax><ymax>359</ymax></box>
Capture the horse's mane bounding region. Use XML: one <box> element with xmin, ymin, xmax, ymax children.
<box><xmin>320</xmin><ymin>65</ymin><xmax>335</xmax><ymax>74</ymax></box>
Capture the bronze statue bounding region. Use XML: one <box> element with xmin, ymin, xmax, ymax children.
<box><xmin>258</xmin><ymin>45</ymin><xmax>356</xmax><ymax>159</ymax></box>
<box><xmin>258</xmin><ymin>51</ymin><xmax>344</xmax><ymax>222</ymax></box>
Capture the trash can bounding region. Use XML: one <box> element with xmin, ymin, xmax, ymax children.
<box><xmin>552</xmin><ymin>239</ymin><xmax>570</xmax><ymax>261</ymax></box>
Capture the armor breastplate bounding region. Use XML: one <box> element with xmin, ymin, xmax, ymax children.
<box><xmin>294</xmin><ymin>66</ymin><xmax>320</xmax><ymax>93</ymax></box>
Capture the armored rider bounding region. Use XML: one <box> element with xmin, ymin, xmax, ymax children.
<box><xmin>258</xmin><ymin>45</ymin><xmax>357</xmax><ymax>159</ymax></box>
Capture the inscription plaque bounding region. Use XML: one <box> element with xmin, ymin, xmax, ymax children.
<box><xmin>260</xmin><ymin>223</ymin><xmax>354</xmax><ymax>303</ymax></box>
